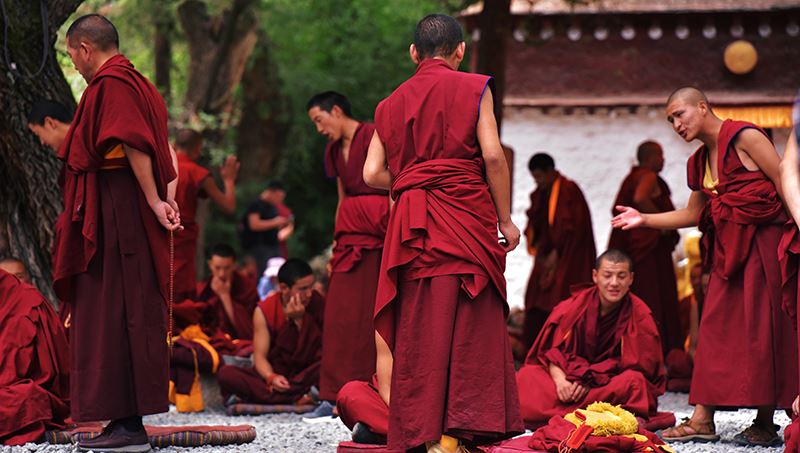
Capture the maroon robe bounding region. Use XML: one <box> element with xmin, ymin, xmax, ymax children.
<box><xmin>0</xmin><ymin>271</ymin><xmax>69</xmax><ymax>445</ymax></box>
<box><xmin>337</xmin><ymin>376</ymin><xmax>389</xmax><ymax>436</ymax></box>
<box><xmin>688</xmin><ymin>119</ymin><xmax>796</xmax><ymax>408</ymax></box>
<box><xmin>608</xmin><ymin>167</ymin><xmax>682</xmax><ymax>353</ymax></box>
<box><xmin>523</xmin><ymin>175</ymin><xmax>595</xmax><ymax>347</ymax></box>
<box><xmin>373</xmin><ymin>58</ymin><xmax>522</xmax><ymax>450</ymax></box>
<box><xmin>173</xmin><ymin>152</ymin><xmax>210</xmax><ymax>300</ymax></box>
<box><xmin>320</xmin><ymin>122</ymin><xmax>389</xmax><ymax>401</ymax></box>
<box><xmin>217</xmin><ymin>291</ymin><xmax>324</xmax><ymax>404</ymax></box>
<box><xmin>53</xmin><ymin>54</ymin><xmax>175</xmax><ymax>421</ymax></box>
<box><xmin>517</xmin><ymin>286</ymin><xmax>667</xmax><ymax>428</ymax></box>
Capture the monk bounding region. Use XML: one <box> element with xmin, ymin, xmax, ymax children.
<box><xmin>523</xmin><ymin>153</ymin><xmax>595</xmax><ymax>348</ymax></box>
<box><xmin>173</xmin><ymin>128</ymin><xmax>239</xmax><ymax>300</ymax></box>
<box><xmin>217</xmin><ymin>258</ymin><xmax>324</xmax><ymax>405</ymax></box>
<box><xmin>0</xmin><ymin>256</ymin><xmax>31</xmax><ymax>283</ymax></box>
<box><xmin>306</xmin><ymin>91</ymin><xmax>389</xmax><ymax>418</ymax></box>
<box><xmin>613</xmin><ymin>87</ymin><xmax>797</xmax><ymax>446</ymax></box>
<box><xmin>55</xmin><ymin>14</ymin><xmax>181</xmax><ymax>452</ymax></box>
<box><xmin>516</xmin><ymin>249</ymin><xmax>667</xmax><ymax>429</ymax></box>
<box><xmin>27</xmin><ymin>100</ymin><xmax>72</xmax><ymax>151</ymax></box>
<box><xmin>0</xmin><ymin>269</ymin><xmax>69</xmax><ymax>445</ymax></box>
<box><xmin>363</xmin><ymin>14</ymin><xmax>523</xmax><ymax>452</ymax></box>
<box><xmin>780</xmin><ymin>123</ymin><xmax>800</xmax><ymax>449</ymax></box>
<box><xmin>608</xmin><ymin>141</ymin><xmax>682</xmax><ymax>354</ymax></box>
<box><xmin>337</xmin><ymin>332</ymin><xmax>394</xmax><ymax>446</ymax></box>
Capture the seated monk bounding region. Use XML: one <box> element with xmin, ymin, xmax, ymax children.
<box><xmin>169</xmin><ymin>243</ymin><xmax>259</xmax><ymax>411</ymax></box>
<box><xmin>217</xmin><ymin>258</ymin><xmax>324</xmax><ymax>405</ymax></box>
<box><xmin>516</xmin><ymin>249</ymin><xmax>668</xmax><ymax>429</ymax></box>
<box><xmin>337</xmin><ymin>332</ymin><xmax>394</xmax><ymax>445</ymax></box>
<box><xmin>0</xmin><ymin>269</ymin><xmax>69</xmax><ymax>445</ymax></box>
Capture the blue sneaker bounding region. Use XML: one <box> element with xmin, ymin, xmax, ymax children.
<box><xmin>302</xmin><ymin>400</ymin><xmax>336</xmax><ymax>423</ymax></box>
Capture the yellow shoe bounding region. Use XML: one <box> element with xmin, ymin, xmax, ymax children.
<box><xmin>426</xmin><ymin>435</ymin><xmax>468</xmax><ymax>453</ymax></box>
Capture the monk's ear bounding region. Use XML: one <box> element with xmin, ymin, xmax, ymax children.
<box><xmin>454</xmin><ymin>41</ymin><xmax>466</xmax><ymax>62</ymax></box>
<box><xmin>44</xmin><ymin>117</ymin><xmax>57</xmax><ymax>130</ymax></box>
<box><xmin>278</xmin><ymin>282</ymin><xmax>289</xmax><ymax>293</ymax></box>
<box><xmin>697</xmin><ymin>101</ymin><xmax>709</xmax><ymax>116</ymax></box>
<box><xmin>591</xmin><ymin>269</ymin><xmax>598</xmax><ymax>285</ymax></box>
<box><xmin>409</xmin><ymin>44</ymin><xmax>420</xmax><ymax>65</ymax></box>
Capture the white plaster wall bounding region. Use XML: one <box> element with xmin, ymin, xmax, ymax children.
<box><xmin>501</xmin><ymin>107</ymin><xmax>700</xmax><ymax>309</ymax></box>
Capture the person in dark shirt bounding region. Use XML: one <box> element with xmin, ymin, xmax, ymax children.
<box><xmin>241</xmin><ymin>181</ymin><xmax>290</xmax><ymax>276</ymax></box>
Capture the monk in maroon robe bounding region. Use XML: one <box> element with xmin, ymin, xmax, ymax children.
<box><xmin>363</xmin><ymin>14</ymin><xmax>523</xmax><ymax>452</ymax></box>
<box><xmin>55</xmin><ymin>15</ymin><xmax>181</xmax><ymax>453</ymax></box>
<box><xmin>524</xmin><ymin>153</ymin><xmax>596</xmax><ymax>348</ymax></box>
<box><xmin>217</xmin><ymin>259</ymin><xmax>323</xmax><ymax>404</ymax></box>
<box><xmin>608</xmin><ymin>141</ymin><xmax>682</xmax><ymax>354</ymax></box>
<box><xmin>0</xmin><ymin>270</ymin><xmax>69</xmax><ymax>445</ymax></box>
<box><xmin>517</xmin><ymin>250</ymin><xmax>668</xmax><ymax>429</ymax></box>
<box><xmin>173</xmin><ymin>128</ymin><xmax>238</xmax><ymax>300</ymax></box>
<box><xmin>614</xmin><ymin>87</ymin><xmax>797</xmax><ymax>446</ymax></box>
<box><xmin>307</xmin><ymin>91</ymin><xmax>389</xmax><ymax>406</ymax></box>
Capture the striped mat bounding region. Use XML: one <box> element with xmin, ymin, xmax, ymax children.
<box><xmin>226</xmin><ymin>403</ymin><xmax>316</xmax><ymax>415</ymax></box>
<box><xmin>46</xmin><ymin>424</ymin><xmax>257</xmax><ymax>447</ymax></box>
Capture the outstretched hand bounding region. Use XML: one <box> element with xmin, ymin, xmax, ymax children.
<box><xmin>220</xmin><ymin>155</ymin><xmax>240</xmax><ymax>182</ymax></box>
<box><xmin>151</xmin><ymin>200</ymin><xmax>183</xmax><ymax>231</ymax></box>
<box><xmin>611</xmin><ymin>205</ymin><xmax>644</xmax><ymax>230</ymax></box>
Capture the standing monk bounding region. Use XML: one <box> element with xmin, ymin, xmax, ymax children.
<box><xmin>55</xmin><ymin>14</ymin><xmax>181</xmax><ymax>452</ymax></box>
<box><xmin>613</xmin><ymin>87</ymin><xmax>797</xmax><ymax>446</ymax></box>
<box><xmin>306</xmin><ymin>91</ymin><xmax>389</xmax><ymax>419</ymax></box>
<box><xmin>608</xmin><ymin>140</ymin><xmax>682</xmax><ymax>354</ymax></box>
<box><xmin>523</xmin><ymin>153</ymin><xmax>595</xmax><ymax>348</ymax></box>
<box><xmin>363</xmin><ymin>14</ymin><xmax>523</xmax><ymax>452</ymax></box>
<box><xmin>173</xmin><ymin>128</ymin><xmax>239</xmax><ymax>300</ymax></box>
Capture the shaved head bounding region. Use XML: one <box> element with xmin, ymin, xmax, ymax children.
<box><xmin>666</xmin><ymin>87</ymin><xmax>710</xmax><ymax>109</ymax></box>
<box><xmin>636</xmin><ymin>140</ymin><xmax>663</xmax><ymax>165</ymax></box>
<box><xmin>414</xmin><ymin>14</ymin><xmax>463</xmax><ymax>59</ymax></box>
<box><xmin>66</xmin><ymin>14</ymin><xmax>119</xmax><ymax>51</ymax></box>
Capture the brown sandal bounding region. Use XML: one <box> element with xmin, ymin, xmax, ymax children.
<box><xmin>733</xmin><ymin>423</ymin><xmax>782</xmax><ymax>447</ymax></box>
<box><xmin>659</xmin><ymin>418</ymin><xmax>720</xmax><ymax>443</ymax></box>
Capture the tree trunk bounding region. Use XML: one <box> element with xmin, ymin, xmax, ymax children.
<box><xmin>178</xmin><ymin>0</ymin><xmax>258</xmax><ymax>120</ymax></box>
<box><xmin>475</xmin><ymin>0</ymin><xmax>511</xmax><ymax>133</ymax></box>
<box><xmin>153</xmin><ymin>1</ymin><xmax>174</xmax><ymax>102</ymax></box>
<box><xmin>234</xmin><ymin>32</ymin><xmax>287</xmax><ymax>182</ymax></box>
<box><xmin>0</xmin><ymin>0</ymin><xmax>84</xmax><ymax>302</ymax></box>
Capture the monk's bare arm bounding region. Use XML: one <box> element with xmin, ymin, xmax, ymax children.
<box><xmin>738</xmin><ymin>128</ymin><xmax>783</xmax><ymax>197</ymax></box>
<box><xmin>167</xmin><ymin>145</ymin><xmax>179</xmax><ymax>202</ymax></box>
<box><xmin>613</xmin><ymin>190</ymin><xmax>705</xmax><ymax>230</ymax></box>
<box><xmin>334</xmin><ymin>177</ymin><xmax>346</xmax><ymax>224</ymax></box>
<box><xmin>375</xmin><ymin>331</ymin><xmax>393</xmax><ymax>405</ymax></box>
<box><xmin>126</xmin><ymin>145</ymin><xmax>180</xmax><ymax>230</ymax></box>
<box><xmin>780</xmin><ymin>129</ymin><xmax>800</xmax><ymax>226</ymax></box>
<box><xmin>203</xmin><ymin>155</ymin><xmax>238</xmax><ymax>215</ymax></box>
<box><xmin>632</xmin><ymin>172</ymin><xmax>659</xmax><ymax>213</ymax></box>
<box><xmin>363</xmin><ymin>131</ymin><xmax>391</xmax><ymax>190</ymax></box>
<box><xmin>476</xmin><ymin>89</ymin><xmax>520</xmax><ymax>249</ymax></box>
<box><xmin>252</xmin><ymin>308</ymin><xmax>276</xmax><ymax>382</ymax></box>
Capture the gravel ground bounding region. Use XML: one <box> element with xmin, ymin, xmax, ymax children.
<box><xmin>5</xmin><ymin>392</ymin><xmax>791</xmax><ymax>453</ymax></box>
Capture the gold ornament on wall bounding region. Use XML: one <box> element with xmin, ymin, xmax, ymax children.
<box><xmin>724</xmin><ymin>40</ymin><xmax>758</xmax><ymax>75</ymax></box>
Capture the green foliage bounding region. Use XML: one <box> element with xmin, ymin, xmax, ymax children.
<box><xmin>258</xmin><ymin>0</ymin><xmax>457</xmax><ymax>259</ymax></box>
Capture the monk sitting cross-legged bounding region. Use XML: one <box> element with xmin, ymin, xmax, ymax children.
<box><xmin>516</xmin><ymin>249</ymin><xmax>669</xmax><ymax>430</ymax></box>
<box><xmin>0</xmin><ymin>268</ymin><xmax>70</xmax><ymax>445</ymax></box>
<box><xmin>217</xmin><ymin>258</ymin><xmax>324</xmax><ymax>405</ymax></box>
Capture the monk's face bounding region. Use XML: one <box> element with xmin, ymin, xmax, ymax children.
<box><xmin>592</xmin><ymin>259</ymin><xmax>633</xmax><ymax>307</ymax></box>
<box><xmin>530</xmin><ymin>168</ymin><xmax>557</xmax><ymax>189</ymax></box>
<box><xmin>28</xmin><ymin>118</ymin><xmax>66</xmax><ymax>151</ymax></box>
<box><xmin>284</xmin><ymin>274</ymin><xmax>315</xmax><ymax>306</ymax></box>
<box><xmin>207</xmin><ymin>255</ymin><xmax>236</xmax><ymax>282</ymax></box>
<box><xmin>666</xmin><ymin>98</ymin><xmax>707</xmax><ymax>142</ymax></box>
<box><xmin>648</xmin><ymin>150</ymin><xmax>665</xmax><ymax>173</ymax></box>
<box><xmin>0</xmin><ymin>260</ymin><xmax>31</xmax><ymax>284</ymax></box>
<box><xmin>66</xmin><ymin>39</ymin><xmax>96</xmax><ymax>82</ymax></box>
<box><xmin>308</xmin><ymin>106</ymin><xmax>345</xmax><ymax>141</ymax></box>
